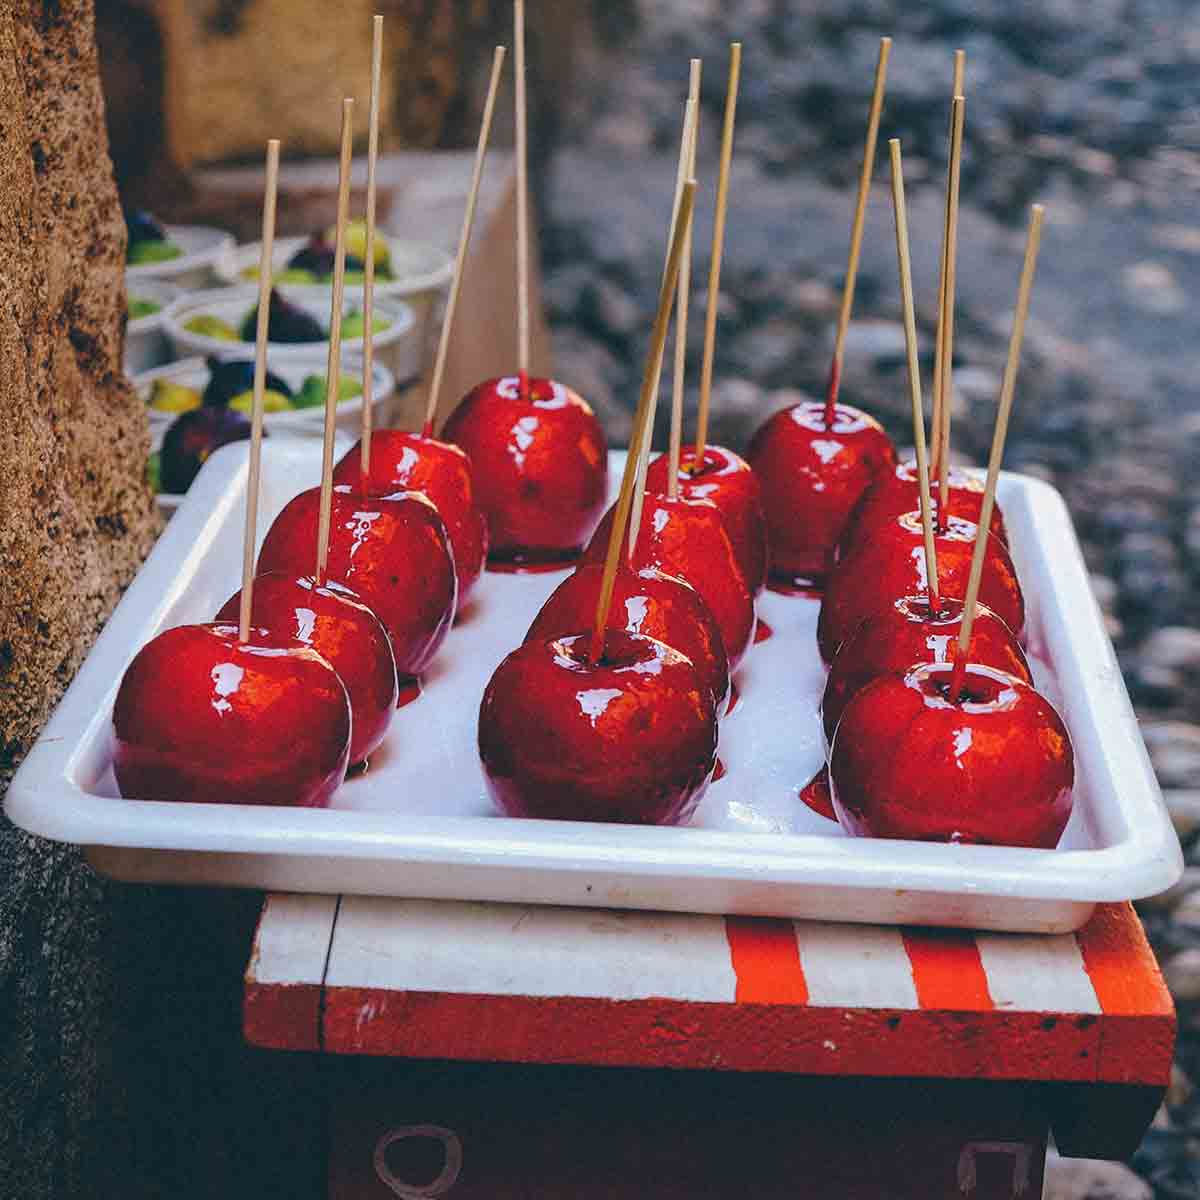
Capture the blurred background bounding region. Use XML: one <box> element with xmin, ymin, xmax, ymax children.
<box><xmin>101</xmin><ymin>1</ymin><xmax>1199</xmax><ymax>1195</ymax></box>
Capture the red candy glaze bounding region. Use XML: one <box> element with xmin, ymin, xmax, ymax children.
<box><xmin>821</xmin><ymin>595</ymin><xmax>1030</xmax><ymax>746</ymax></box>
<box><xmin>838</xmin><ymin>458</ymin><xmax>1008</xmax><ymax>561</ymax></box>
<box><xmin>479</xmin><ymin>631</ymin><xmax>717</xmax><ymax>824</ymax></box>
<box><xmin>216</xmin><ymin>572</ymin><xmax>398</xmax><ymax>765</ymax></box>
<box><xmin>582</xmin><ymin>493</ymin><xmax>756</xmax><ymax>669</ymax></box>
<box><xmin>817</xmin><ymin>512</ymin><xmax>1025</xmax><ymax>662</ymax></box>
<box><xmin>112</xmin><ymin>623</ymin><xmax>350</xmax><ymax>807</ymax></box>
<box><xmin>442</xmin><ymin>375</ymin><xmax>608</xmax><ymax>563</ymax></box>
<box><xmin>645</xmin><ymin>445</ymin><xmax>769</xmax><ymax>595</ymax></box>
<box><xmin>257</xmin><ymin>486</ymin><xmax>457</xmax><ymax>682</ymax></box>
<box><xmin>747</xmin><ymin>400</ymin><xmax>896</xmax><ymax>586</ymax></box>
<box><xmin>332</xmin><ymin>430</ymin><xmax>488</xmax><ymax>607</ymax></box>
<box><xmin>830</xmin><ymin>662</ymin><xmax>1074</xmax><ymax>847</ymax></box>
<box><xmin>525</xmin><ymin>562</ymin><xmax>731</xmax><ymax>711</ymax></box>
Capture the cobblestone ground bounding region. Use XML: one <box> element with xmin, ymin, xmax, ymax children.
<box><xmin>541</xmin><ymin>3</ymin><xmax>1200</xmax><ymax>1195</ymax></box>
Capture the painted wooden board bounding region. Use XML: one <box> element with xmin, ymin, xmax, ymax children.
<box><xmin>245</xmin><ymin>898</ymin><xmax>1174</xmax><ymax>1092</ymax></box>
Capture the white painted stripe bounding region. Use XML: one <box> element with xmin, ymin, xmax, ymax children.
<box><xmin>794</xmin><ymin>923</ymin><xmax>920</xmax><ymax>1009</ymax></box>
<box><xmin>326</xmin><ymin>898</ymin><xmax>739</xmax><ymax>1003</ymax></box>
<box><xmin>249</xmin><ymin>894</ymin><xmax>338</xmax><ymax>985</ymax></box>
<box><xmin>975</xmin><ymin>933</ymin><xmax>1101</xmax><ymax>1014</ymax></box>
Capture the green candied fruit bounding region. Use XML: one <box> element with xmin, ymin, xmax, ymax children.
<box><xmin>128</xmin><ymin>297</ymin><xmax>162</xmax><ymax>320</ymax></box>
<box><xmin>148</xmin><ymin>379</ymin><xmax>202</xmax><ymax>413</ymax></box>
<box><xmin>183</xmin><ymin>313</ymin><xmax>239</xmax><ymax>342</ymax></box>
<box><xmin>293</xmin><ymin>373</ymin><xmax>363</xmax><ymax>409</ymax></box>
<box><xmin>146</xmin><ymin>452</ymin><xmax>161</xmax><ymax>492</ymax></box>
<box><xmin>128</xmin><ymin>239</ymin><xmax>182</xmax><ymax>265</ymax></box>
<box><xmin>240</xmin><ymin>264</ymin><xmax>320</xmax><ymax>285</ymax></box>
<box><xmin>228</xmin><ymin>389</ymin><xmax>292</xmax><ymax>414</ymax></box>
<box><xmin>340</xmin><ymin>309</ymin><xmax>390</xmax><ymax>340</ymax></box>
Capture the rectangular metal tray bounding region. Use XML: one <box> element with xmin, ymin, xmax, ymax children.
<box><xmin>6</xmin><ymin>443</ymin><xmax>1181</xmax><ymax>932</ymax></box>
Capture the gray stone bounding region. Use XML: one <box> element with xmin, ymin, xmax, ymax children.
<box><xmin>1142</xmin><ymin>627</ymin><xmax>1200</xmax><ymax>673</ymax></box>
<box><xmin>1164</xmin><ymin>947</ymin><xmax>1200</xmax><ymax>1003</ymax></box>
<box><xmin>1043</xmin><ymin>1153</ymin><xmax>1153</xmax><ymax>1200</ymax></box>
<box><xmin>1164</xmin><ymin>790</ymin><xmax>1200</xmax><ymax>840</ymax></box>
<box><xmin>1136</xmin><ymin>866</ymin><xmax>1200</xmax><ymax>913</ymax></box>
<box><xmin>1090</xmin><ymin>574</ymin><xmax>1119</xmax><ymax>613</ymax></box>
<box><xmin>842</xmin><ymin>319</ymin><xmax>909</xmax><ymax>364</ymax></box>
<box><xmin>1141</xmin><ymin>722</ymin><xmax>1200</xmax><ymax>789</ymax></box>
<box><xmin>1167</xmin><ymin>1063</ymin><xmax>1195</xmax><ymax>1110</ymax></box>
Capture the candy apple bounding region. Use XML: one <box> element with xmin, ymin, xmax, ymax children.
<box><xmin>817</xmin><ymin>511</ymin><xmax>1025</xmax><ymax>662</ymax></box>
<box><xmin>821</xmin><ymin>594</ymin><xmax>1030</xmax><ymax>746</ymax></box>
<box><xmin>257</xmin><ymin>486</ymin><xmax>456</xmax><ymax>683</ymax></box>
<box><xmin>525</xmin><ymin>562</ymin><xmax>730</xmax><ymax>711</ymax></box>
<box><xmin>838</xmin><ymin>458</ymin><xmax>1008</xmax><ymax>561</ymax></box>
<box><xmin>441</xmin><ymin>375</ymin><xmax>608</xmax><ymax>564</ymax></box>
<box><xmin>644</xmin><ymin>445</ymin><xmax>769</xmax><ymax>595</ymax></box>
<box><xmin>479</xmin><ymin>630</ymin><xmax>717</xmax><ymax>824</ymax></box>
<box><xmin>216</xmin><ymin>572</ymin><xmax>398</xmax><ymax>765</ymax></box>
<box><xmin>112</xmin><ymin>623</ymin><xmax>350</xmax><ymax>807</ymax></box>
<box><xmin>829</xmin><ymin>662</ymin><xmax>1074</xmax><ymax>847</ymax></box>
<box><xmin>581</xmin><ymin>493</ymin><xmax>755</xmax><ymax>668</ymax></box>
<box><xmin>746</xmin><ymin>400</ymin><xmax>896</xmax><ymax>587</ymax></box>
<box><xmin>332</xmin><ymin>430</ymin><xmax>488</xmax><ymax>608</ymax></box>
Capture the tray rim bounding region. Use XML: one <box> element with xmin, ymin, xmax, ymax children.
<box><xmin>6</xmin><ymin>444</ymin><xmax>1183</xmax><ymax>927</ymax></box>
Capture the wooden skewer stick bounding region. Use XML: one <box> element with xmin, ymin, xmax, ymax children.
<box><xmin>358</xmin><ymin>14</ymin><xmax>384</xmax><ymax>484</ymax></box>
<box><xmin>889</xmin><ymin>139</ymin><xmax>939</xmax><ymax>614</ymax></box>
<box><xmin>422</xmin><ymin>45</ymin><xmax>507</xmax><ymax>439</ymax></box>
<box><xmin>316</xmin><ymin>98</ymin><xmax>354</xmax><ymax>585</ymax></box>
<box><xmin>936</xmin><ymin>94</ymin><xmax>965</xmax><ymax>526</ymax></box>
<box><xmin>667</xmin><ymin>58</ymin><xmax>701</xmax><ymax>499</ymax></box>
<box><xmin>514</xmin><ymin>0</ymin><xmax>531</xmax><ymax>396</ymax></box>
<box><xmin>238</xmin><ymin>138</ymin><xmax>280</xmax><ymax>643</ymax></box>
<box><xmin>693</xmin><ymin>41</ymin><xmax>741</xmax><ymax>462</ymax></box>
<box><xmin>823</xmin><ymin>36</ymin><xmax>891</xmax><ymax>426</ymax></box>
<box><xmin>950</xmin><ymin>203</ymin><xmax>1044</xmax><ymax>702</ymax></box>
<box><xmin>930</xmin><ymin>49</ymin><xmax>965</xmax><ymax>475</ymax></box>
<box><xmin>630</xmin><ymin>88</ymin><xmax>698</xmax><ymax>560</ymax></box>
<box><xmin>590</xmin><ymin>181</ymin><xmax>697</xmax><ymax>665</ymax></box>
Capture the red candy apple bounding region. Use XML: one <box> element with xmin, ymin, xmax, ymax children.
<box><xmin>817</xmin><ymin>511</ymin><xmax>1025</xmax><ymax>662</ymax></box>
<box><xmin>821</xmin><ymin>594</ymin><xmax>1030</xmax><ymax>746</ymax></box>
<box><xmin>525</xmin><ymin>562</ymin><xmax>730</xmax><ymax>710</ymax></box>
<box><xmin>332</xmin><ymin>431</ymin><xmax>488</xmax><ymax>608</ymax></box>
<box><xmin>442</xmin><ymin>374</ymin><xmax>608</xmax><ymax>564</ymax></box>
<box><xmin>645</xmin><ymin>445</ymin><xmax>769</xmax><ymax>595</ymax></box>
<box><xmin>838</xmin><ymin>458</ymin><xmax>1008</xmax><ymax>561</ymax></box>
<box><xmin>747</xmin><ymin>400</ymin><xmax>896</xmax><ymax>586</ymax></box>
<box><xmin>829</xmin><ymin>662</ymin><xmax>1074</xmax><ymax>847</ymax></box>
<box><xmin>582</xmin><ymin>492</ymin><xmax>756</xmax><ymax>668</ymax></box>
<box><xmin>112</xmin><ymin>623</ymin><xmax>351</xmax><ymax>807</ymax></box>
<box><xmin>216</xmin><ymin>572</ymin><xmax>398</xmax><ymax>765</ymax></box>
<box><xmin>257</xmin><ymin>485</ymin><xmax>457</xmax><ymax>683</ymax></box>
<box><xmin>479</xmin><ymin>630</ymin><xmax>717</xmax><ymax>824</ymax></box>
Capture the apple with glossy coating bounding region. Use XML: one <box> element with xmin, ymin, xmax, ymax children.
<box><xmin>112</xmin><ymin>623</ymin><xmax>350</xmax><ymax>807</ymax></box>
<box><xmin>747</xmin><ymin>400</ymin><xmax>896</xmax><ymax>586</ymax></box>
<box><xmin>479</xmin><ymin>630</ymin><xmax>717</xmax><ymax>824</ymax></box>
<box><xmin>442</xmin><ymin>375</ymin><xmax>608</xmax><ymax>564</ymax></box>
<box><xmin>333</xmin><ymin>430</ymin><xmax>488</xmax><ymax>607</ymax></box>
<box><xmin>829</xmin><ymin>662</ymin><xmax>1073</xmax><ymax>847</ymax></box>
<box><xmin>216</xmin><ymin>572</ymin><xmax>398</xmax><ymax>765</ymax></box>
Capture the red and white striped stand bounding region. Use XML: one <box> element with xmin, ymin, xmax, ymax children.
<box><xmin>245</xmin><ymin>897</ymin><xmax>1173</xmax><ymax>1198</ymax></box>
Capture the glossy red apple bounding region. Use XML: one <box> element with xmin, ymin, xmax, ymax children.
<box><xmin>829</xmin><ymin>662</ymin><xmax>1074</xmax><ymax>847</ymax></box>
<box><xmin>581</xmin><ymin>492</ymin><xmax>756</xmax><ymax>669</ymax></box>
<box><xmin>479</xmin><ymin>630</ymin><xmax>717</xmax><ymax>824</ymax></box>
<box><xmin>821</xmin><ymin>594</ymin><xmax>1031</xmax><ymax>746</ymax></box>
<box><xmin>442</xmin><ymin>374</ymin><xmax>608</xmax><ymax>564</ymax></box>
<box><xmin>644</xmin><ymin>445</ymin><xmax>769</xmax><ymax>595</ymax></box>
<box><xmin>112</xmin><ymin>622</ymin><xmax>350</xmax><ymax>806</ymax></box>
<box><xmin>332</xmin><ymin>431</ymin><xmax>488</xmax><ymax>608</ymax></box>
<box><xmin>257</xmin><ymin>486</ymin><xmax>456</xmax><ymax>683</ymax></box>
<box><xmin>838</xmin><ymin>458</ymin><xmax>1008</xmax><ymax>561</ymax></box>
<box><xmin>216</xmin><ymin>572</ymin><xmax>398</xmax><ymax>765</ymax></box>
<box><xmin>525</xmin><ymin>562</ymin><xmax>730</xmax><ymax>711</ymax></box>
<box><xmin>817</xmin><ymin>511</ymin><xmax>1025</xmax><ymax>662</ymax></box>
<box><xmin>747</xmin><ymin>400</ymin><xmax>896</xmax><ymax>586</ymax></box>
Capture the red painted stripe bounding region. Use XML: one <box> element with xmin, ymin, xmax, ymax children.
<box><xmin>902</xmin><ymin>929</ymin><xmax>994</xmax><ymax>1011</ymax></box>
<box><xmin>1074</xmin><ymin>903</ymin><xmax>1172</xmax><ymax>1016</ymax></box>
<box><xmin>725</xmin><ymin>917</ymin><xmax>809</xmax><ymax>1005</ymax></box>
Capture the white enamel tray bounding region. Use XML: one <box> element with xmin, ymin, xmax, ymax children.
<box><xmin>6</xmin><ymin>444</ymin><xmax>1181</xmax><ymax>932</ymax></box>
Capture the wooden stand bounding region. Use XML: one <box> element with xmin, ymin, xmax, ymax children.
<box><xmin>245</xmin><ymin>898</ymin><xmax>1172</xmax><ymax>1197</ymax></box>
